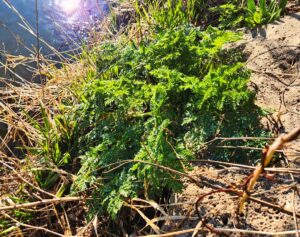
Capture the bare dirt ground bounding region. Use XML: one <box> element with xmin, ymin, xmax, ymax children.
<box><xmin>158</xmin><ymin>10</ymin><xmax>300</xmax><ymax>237</ymax></box>
<box><xmin>166</xmin><ymin>164</ymin><xmax>300</xmax><ymax>236</ymax></box>
<box><xmin>245</xmin><ymin>11</ymin><xmax>300</xmax><ymax>162</ymax></box>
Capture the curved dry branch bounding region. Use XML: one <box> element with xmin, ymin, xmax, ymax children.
<box><xmin>239</xmin><ymin>126</ymin><xmax>300</xmax><ymax>214</ymax></box>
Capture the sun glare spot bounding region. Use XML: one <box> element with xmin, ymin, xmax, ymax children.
<box><xmin>59</xmin><ymin>0</ymin><xmax>82</xmax><ymax>13</ymax></box>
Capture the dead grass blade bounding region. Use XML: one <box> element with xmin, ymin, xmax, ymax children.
<box><xmin>124</xmin><ymin>203</ymin><xmax>161</xmax><ymax>235</ymax></box>
<box><xmin>0</xmin><ymin>197</ymin><xmax>84</xmax><ymax>211</ymax></box>
<box><xmin>132</xmin><ymin>198</ymin><xmax>169</xmax><ymax>217</ymax></box>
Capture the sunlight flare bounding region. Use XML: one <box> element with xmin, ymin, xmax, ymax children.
<box><xmin>59</xmin><ymin>0</ymin><xmax>82</xmax><ymax>13</ymax></box>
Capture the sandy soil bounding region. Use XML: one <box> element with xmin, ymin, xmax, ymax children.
<box><xmin>167</xmin><ymin>164</ymin><xmax>300</xmax><ymax>237</ymax></box>
<box><xmin>245</xmin><ymin>12</ymin><xmax>300</xmax><ymax>162</ymax></box>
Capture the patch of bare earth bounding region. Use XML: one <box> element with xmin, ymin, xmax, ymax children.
<box><xmin>245</xmin><ymin>12</ymin><xmax>300</xmax><ymax>162</ymax></box>
<box><xmin>160</xmin><ymin>13</ymin><xmax>300</xmax><ymax>237</ymax></box>
<box><xmin>165</xmin><ymin>165</ymin><xmax>299</xmax><ymax>237</ymax></box>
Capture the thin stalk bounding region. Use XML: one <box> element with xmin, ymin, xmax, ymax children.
<box><xmin>35</xmin><ymin>0</ymin><xmax>44</xmax><ymax>96</ymax></box>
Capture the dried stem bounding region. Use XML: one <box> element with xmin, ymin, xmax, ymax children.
<box><xmin>239</xmin><ymin>126</ymin><xmax>300</xmax><ymax>214</ymax></box>
<box><xmin>139</xmin><ymin>227</ymin><xmax>300</xmax><ymax>237</ymax></box>
<box><xmin>0</xmin><ymin>197</ymin><xmax>84</xmax><ymax>211</ymax></box>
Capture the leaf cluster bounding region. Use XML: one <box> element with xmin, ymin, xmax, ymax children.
<box><xmin>246</xmin><ymin>0</ymin><xmax>287</xmax><ymax>27</ymax></box>
<box><xmin>211</xmin><ymin>0</ymin><xmax>287</xmax><ymax>29</ymax></box>
<box><xmin>68</xmin><ymin>25</ymin><xmax>252</xmax><ymax>218</ymax></box>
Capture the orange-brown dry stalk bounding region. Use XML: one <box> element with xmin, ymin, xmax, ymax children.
<box><xmin>239</xmin><ymin>126</ymin><xmax>300</xmax><ymax>214</ymax></box>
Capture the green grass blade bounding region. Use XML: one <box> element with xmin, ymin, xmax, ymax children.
<box><xmin>259</xmin><ymin>0</ymin><xmax>266</xmax><ymax>15</ymax></box>
<box><xmin>247</xmin><ymin>0</ymin><xmax>256</xmax><ymax>13</ymax></box>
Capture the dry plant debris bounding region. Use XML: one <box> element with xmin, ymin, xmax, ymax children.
<box><xmin>239</xmin><ymin>126</ymin><xmax>300</xmax><ymax>214</ymax></box>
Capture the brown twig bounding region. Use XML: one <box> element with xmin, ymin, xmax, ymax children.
<box><xmin>194</xmin><ymin>159</ymin><xmax>300</xmax><ymax>174</ymax></box>
<box><xmin>239</xmin><ymin>126</ymin><xmax>300</xmax><ymax>214</ymax></box>
<box><xmin>124</xmin><ymin>203</ymin><xmax>161</xmax><ymax>235</ymax></box>
<box><xmin>0</xmin><ymin>197</ymin><xmax>84</xmax><ymax>211</ymax></box>
<box><xmin>139</xmin><ymin>227</ymin><xmax>300</xmax><ymax>237</ymax></box>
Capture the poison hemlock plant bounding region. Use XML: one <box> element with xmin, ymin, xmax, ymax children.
<box><xmin>63</xmin><ymin>25</ymin><xmax>254</xmax><ymax>218</ymax></box>
<box><xmin>29</xmin><ymin>2</ymin><xmax>267</xmax><ymax>219</ymax></box>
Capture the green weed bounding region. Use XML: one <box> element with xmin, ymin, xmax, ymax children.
<box><xmin>246</xmin><ymin>0</ymin><xmax>287</xmax><ymax>26</ymax></box>
<box><xmin>212</xmin><ymin>0</ymin><xmax>287</xmax><ymax>29</ymax></box>
<box><xmin>63</xmin><ymin>25</ymin><xmax>255</xmax><ymax>218</ymax></box>
<box><xmin>135</xmin><ymin>0</ymin><xmax>206</xmax><ymax>33</ymax></box>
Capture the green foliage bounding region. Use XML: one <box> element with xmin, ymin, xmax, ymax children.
<box><xmin>27</xmin><ymin>103</ymin><xmax>80</xmax><ymax>189</ymax></box>
<box><xmin>245</xmin><ymin>0</ymin><xmax>287</xmax><ymax>27</ymax></box>
<box><xmin>65</xmin><ymin>25</ymin><xmax>253</xmax><ymax>218</ymax></box>
<box><xmin>210</xmin><ymin>1</ymin><xmax>245</xmax><ymax>29</ymax></box>
<box><xmin>135</xmin><ymin>0</ymin><xmax>206</xmax><ymax>32</ymax></box>
<box><xmin>212</xmin><ymin>0</ymin><xmax>287</xmax><ymax>29</ymax></box>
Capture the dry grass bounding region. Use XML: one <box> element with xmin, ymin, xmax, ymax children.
<box><xmin>0</xmin><ymin>60</ymin><xmax>95</xmax><ymax>236</ymax></box>
<box><xmin>0</xmin><ymin>2</ymin><xmax>137</xmax><ymax>235</ymax></box>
